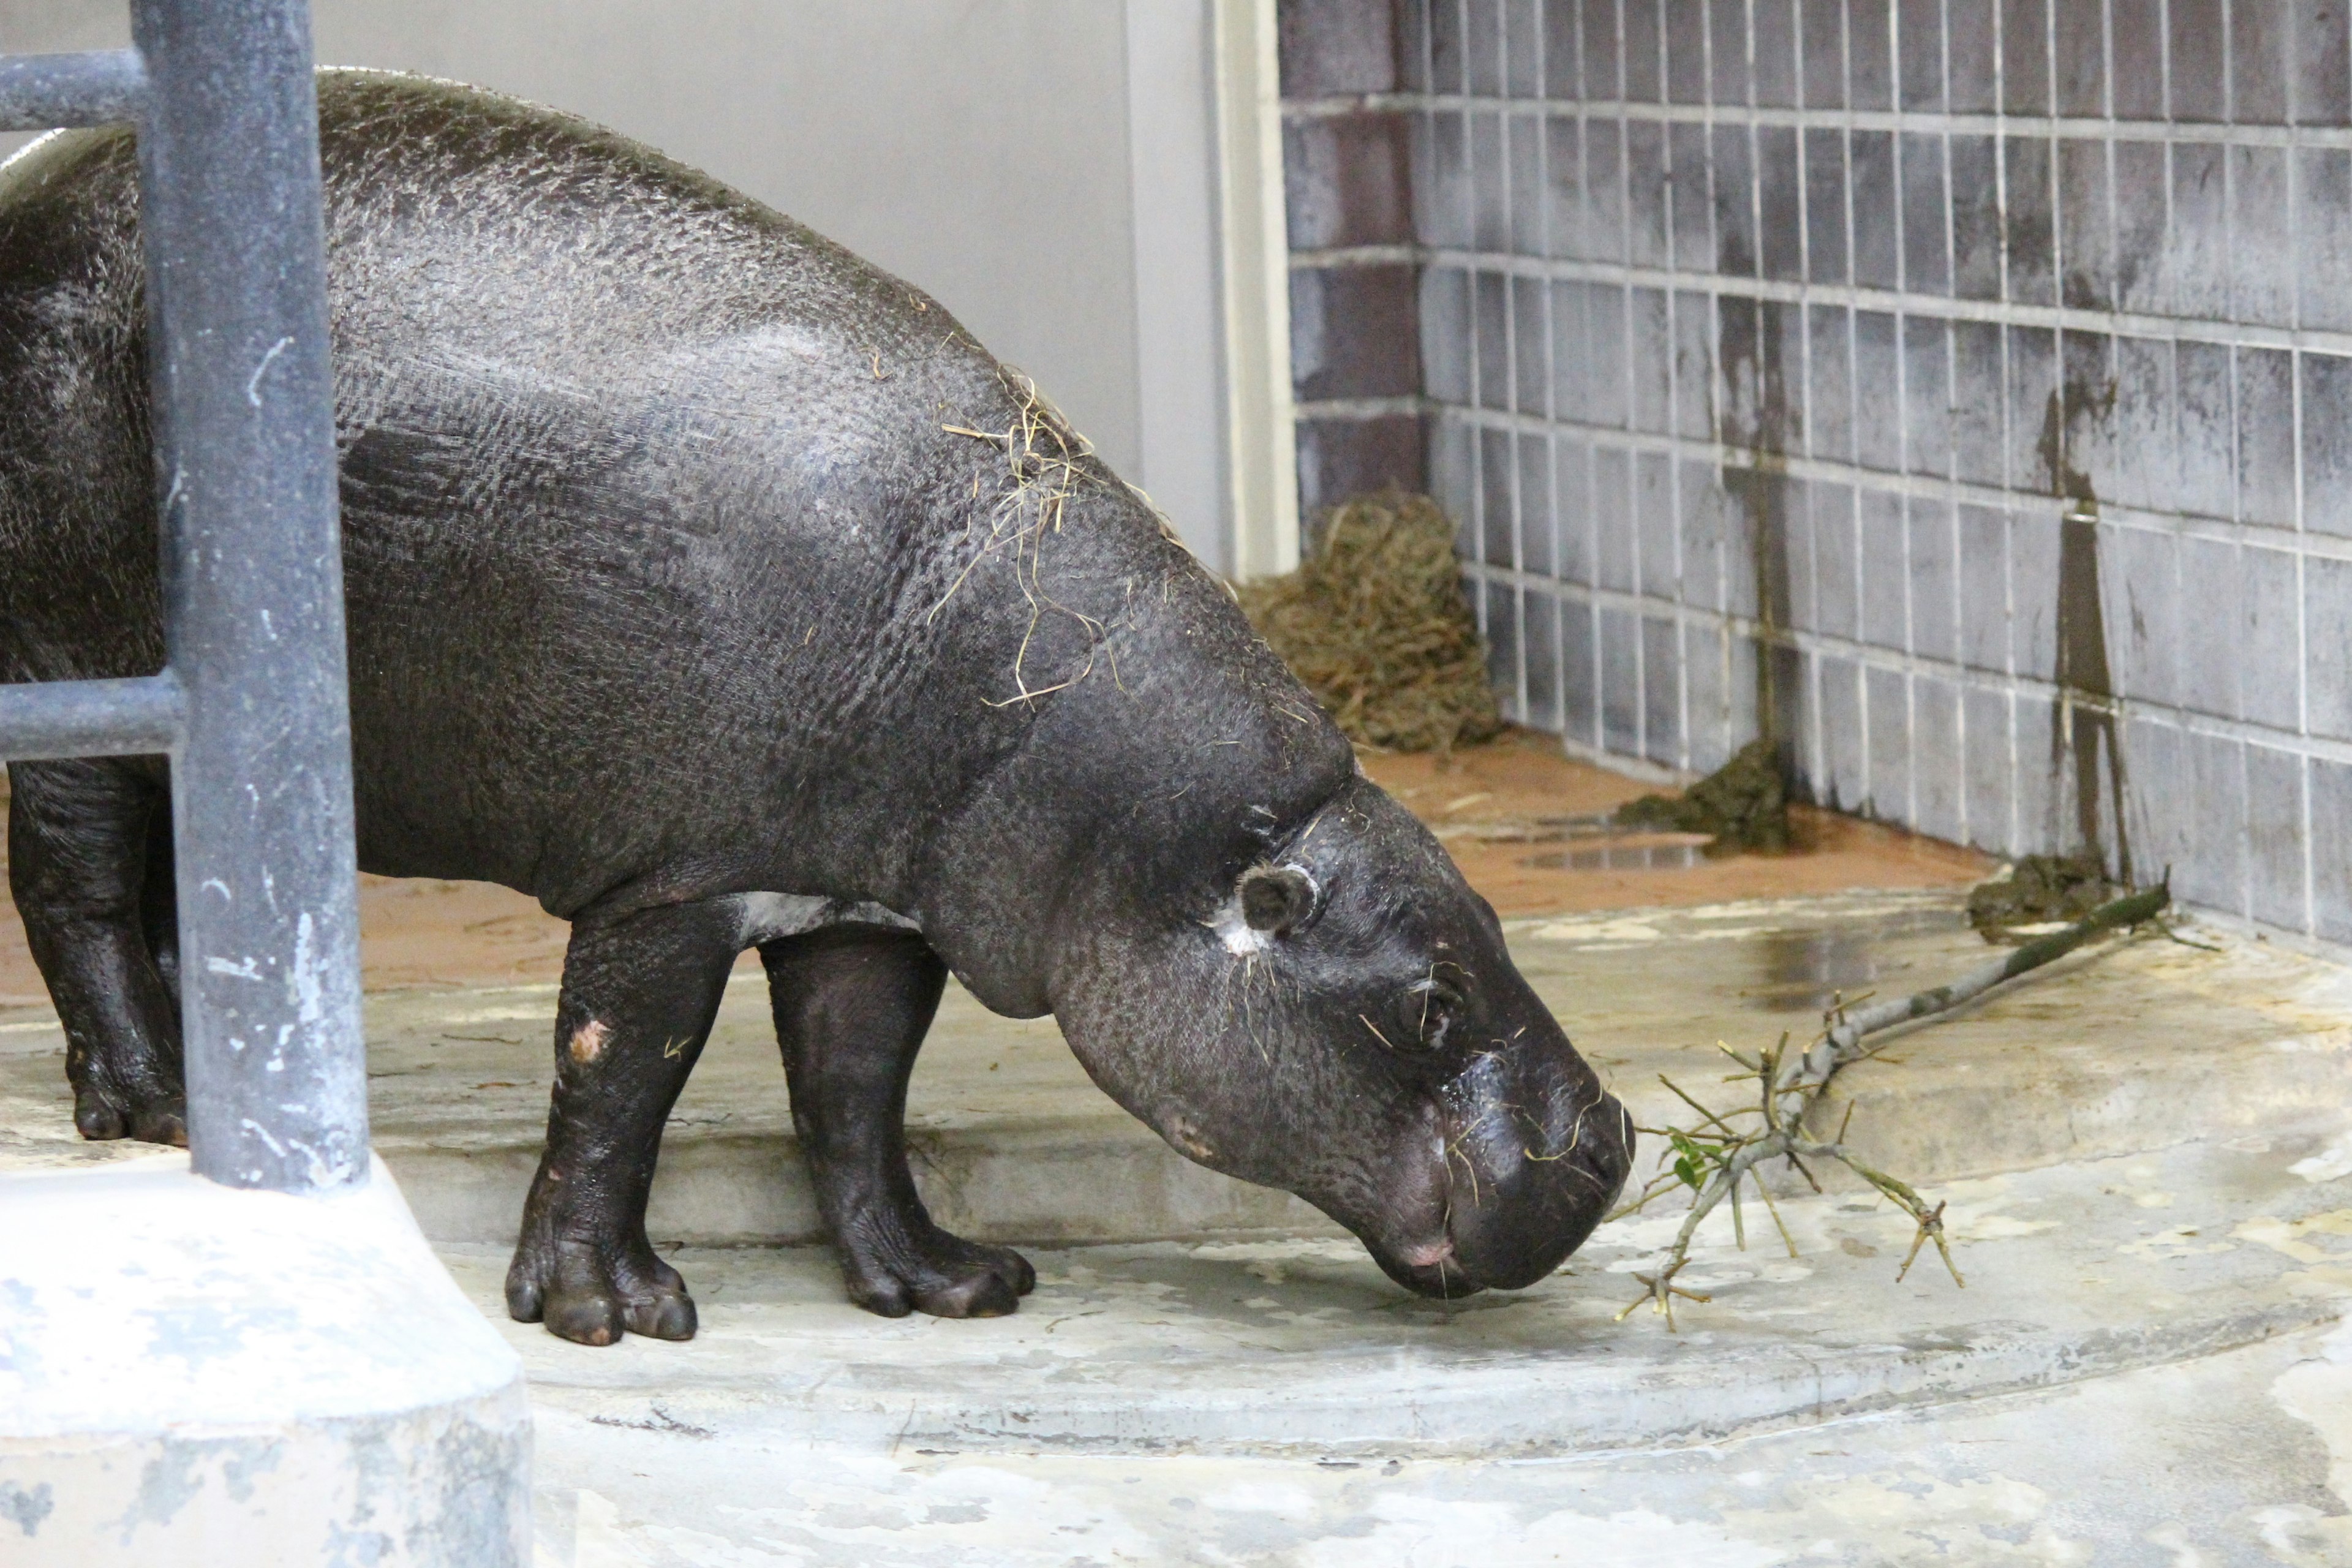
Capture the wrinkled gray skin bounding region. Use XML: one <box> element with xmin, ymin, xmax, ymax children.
<box><xmin>0</xmin><ymin>74</ymin><xmax>1631</xmax><ymax>1344</ymax></box>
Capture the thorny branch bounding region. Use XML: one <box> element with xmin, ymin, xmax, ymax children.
<box><xmin>1609</xmin><ymin>883</ymin><xmax>2171</xmax><ymax>1330</ymax></box>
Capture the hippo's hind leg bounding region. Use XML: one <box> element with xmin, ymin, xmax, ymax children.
<box><xmin>7</xmin><ymin>760</ymin><xmax>186</xmax><ymax>1144</ymax></box>
<box><xmin>761</xmin><ymin>925</ymin><xmax>1036</xmax><ymax>1319</ymax></box>
<box><xmin>505</xmin><ymin>899</ymin><xmax>739</xmax><ymax>1346</ymax></box>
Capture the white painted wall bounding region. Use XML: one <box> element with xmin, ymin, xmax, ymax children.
<box><xmin>0</xmin><ymin>0</ymin><xmax>1254</xmax><ymax>572</ymax></box>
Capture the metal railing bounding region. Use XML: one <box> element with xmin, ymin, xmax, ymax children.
<box><xmin>0</xmin><ymin>2</ymin><xmax>367</xmax><ymax>1195</ymax></box>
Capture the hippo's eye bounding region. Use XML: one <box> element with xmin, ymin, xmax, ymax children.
<box><xmin>1396</xmin><ymin>978</ymin><xmax>1464</xmax><ymax>1050</ymax></box>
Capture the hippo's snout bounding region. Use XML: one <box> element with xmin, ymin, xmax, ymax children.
<box><xmin>1367</xmin><ymin>1045</ymin><xmax>1634</xmax><ymax>1298</ymax></box>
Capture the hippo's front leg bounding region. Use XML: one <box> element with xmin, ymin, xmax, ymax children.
<box><xmin>760</xmin><ymin>925</ymin><xmax>1036</xmax><ymax>1318</ymax></box>
<box><xmin>505</xmin><ymin>899</ymin><xmax>737</xmax><ymax>1346</ymax></box>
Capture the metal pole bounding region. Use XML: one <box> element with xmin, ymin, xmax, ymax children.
<box><xmin>129</xmin><ymin>0</ymin><xmax>368</xmax><ymax>1193</ymax></box>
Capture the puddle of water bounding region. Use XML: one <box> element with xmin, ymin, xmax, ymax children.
<box><xmin>1521</xmin><ymin>842</ymin><xmax>1709</xmax><ymax>872</ymax></box>
<box><xmin>1746</xmin><ymin>927</ymin><xmax>1880</xmax><ymax>1014</ymax></box>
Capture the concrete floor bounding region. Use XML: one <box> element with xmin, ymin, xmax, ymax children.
<box><xmin>3</xmin><ymin>751</ymin><xmax>2349</xmax><ymax>1563</ymax></box>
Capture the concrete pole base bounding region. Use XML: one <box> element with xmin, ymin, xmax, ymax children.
<box><xmin>0</xmin><ymin>1153</ymin><xmax>529</xmax><ymax>1566</ymax></box>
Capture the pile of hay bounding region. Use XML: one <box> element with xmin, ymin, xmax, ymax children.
<box><xmin>1236</xmin><ymin>491</ymin><xmax>1502</xmax><ymax>753</ymax></box>
<box><xmin>1614</xmin><ymin>737</ymin><xmax>1791</xmax><ymax>853</ymax></box>
<box><xmin>1967</xmin><ymin>853</ymin><xmax>2125</xmax><ymax>941</ymax></box>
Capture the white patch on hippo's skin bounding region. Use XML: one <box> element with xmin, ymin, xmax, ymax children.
<box><xmin>732</xmin><ymin>891</ymin><xmax>919</xmax><ymax>948</ymax></box>
<box><xmin>568</xmin><ymin>1019</ymin><xmax>611</xmax><ymax>1065</ymax></box>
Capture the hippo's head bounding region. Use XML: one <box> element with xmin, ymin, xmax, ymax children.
<box><xmin>917</xmin><ymin>500</ymin><xmax>1631</xmax><ymax>1297</ymax></box>
<box><xmin>1040</xmin><ymin>767</ymin><xmax>1634</xmax><ymax>1297</ymax></box>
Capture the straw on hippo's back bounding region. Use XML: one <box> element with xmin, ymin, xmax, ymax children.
<box><xmin>0</xmin><ymin>72</ymin><xmax>1630</xmax><ymax>1344</ymax></box>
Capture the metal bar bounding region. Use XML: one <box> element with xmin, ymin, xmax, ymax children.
<box><xmin>131</xmin><ymin>0</ymin><xmax>368</xmax><ymax>1193</ymax></box>
<box><xmin>0</xmin><ymin>49</ymin><xmax>148</xmax><ymax>130</ymax></box>
<box><xmin>0</xmin><ymin>673</ymin><xmax>185</xmax><ymax>762</ymax></box>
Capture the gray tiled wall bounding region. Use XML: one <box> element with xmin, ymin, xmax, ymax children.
<box><xmin>1406</xmin><ymin>0</ymin><xmax>2352</xmax><ymax>935</ymax></box>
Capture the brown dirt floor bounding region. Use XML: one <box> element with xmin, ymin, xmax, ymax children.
<box><xmin>0</xmin><ymin>731</ymin><xmax>1989</xmax><ymax>1004</ymax></box>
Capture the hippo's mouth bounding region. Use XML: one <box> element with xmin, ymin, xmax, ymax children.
<box><xmin>1362</xmin><ymin>1234</ymin><xmax>1487</xmax><ymax>1300</ymax></box>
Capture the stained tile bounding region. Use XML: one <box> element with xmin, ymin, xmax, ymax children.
<box><xmin>1908</xmin><ymin>495</ymin><xmax>1958</xmax><ymax>662</ymax></box>
<box><xmin>1958</xmin><ymin>503</ymin><xmax>2010</xmax><ymax>672</ymax></box>
<box><xmin>1802</xmin><ymin>0</ymin><xmax>1847</xmax><ymax>108</ymax></box>
<box><xmin>1754</xmin><ymin>0</ymin><xmax>1800</xmax><ymax>107</ymax></box>
<box><xmin>2002</xmin><ymin>0</ymin><xmax>2051</xmax><ymax>115</ymax></box>
<box><xmin>1507</xmin><ymin>110</ymin><xmax>1545</xmax><ymax>253</ymax></box>
<box><xmin>2054</xmin><ymin>0</ymin><xmax>2106</xmax><ymax>116</ymax></box>
<box><xmin>1915</xmin><ymin>678</ymin><xmax>1965</xmax><ymax>845</ymax></box>
<box><xmin>1642</xmin><ymin>615</ymin><xmax>1683</xmax><ymax>765</ymax></box>
<box><xmin>1629</xmin><ymin>285</ymin><xmax>1673</xmax><ymax>434</ymax></box>
<box><xmin>2176</xmin><ymin>536</ymin><xmax>2242</xmax><ymax>719</ymax></box>
<box><xmin>1713</xmin><ymin>123</ymin><xmax>1758</xmax><ymax>275</ymax></box>
<box><xmin>2241</xmin><ymin>545</ymin><xmax>2302</xmax><ymax>730</ymax></box>
<box><xmin>2307</xmin><ymin>556</ymin><xmax>2352</xmax><ymax>741</ymax></box>
<box><xmin>1899</xmin><ymin>0</ymin><xmax>1944</xmax><ymax>110</ymax></box>
<box><xmin>1668</xmin><ymin>122</ymin><xmax>1714</xmax><ymax>270</ymax></box>
<box><xmin>1480</xmin><ymin>425</ymin><xmax>1515</xmax><ymax>564</ymax></box>
<box><xmin>2310</xmin><ymin>760</ymin><xmax>2352</xmax><ymax>940</ymax></box>
<box><xmin>2299</xmin><ymin>0</ymin><xmax>2352</xmax><ymax>124</ymax></box>
<box><xmin>1544</xmin><ymin>114</ymin><xmax>1582</xmax><ymax>258</ymax></box>
<box><xmin>1563</xmin><ymin>593</ymin><xmax>1599</xmax><ymax>744</ymax></box>
<box><xmin>1851</xmin><ymin>130</ymin><xmax>1901</xmax><ymax>288</ymax></box>
<box><xmin>1524</xmin><ymin>587</ymin><xmax>1562</xmax><ymax>731</ymax></box>
<box><xmin>1905</xmin><ymin>315</ymin><xmax>1952</xmax><ymax>480</ymax></box>
<box><xmin>1859</xmin><ymin>487</ymin><xmax>1909</xmax><ymax>649</ymax></box>
<box><xmin>1951</xmin><ymin>135</ymin><xmax>2002</xmax><ymax>301</ymax></box>
<box><xmin>1807</xmin><ymin>303</ymin><xmax>1855</xmax><ymax>463</ymax></box>
<box><xmin>2003</xmin><ymin>137</ymin><xmax>2056</xmax><ymax>307</ymax></box>
<box><xmin>1951</xmin><ymin>319</ymin><xmax>2007</xmax><ymax>488</ymax></box>
<box><xmin>1963</xmin><ymin>687</ymin><xmax>2015</xmax><ymax>853</ymax></box>
<box><xmin>1711</xmin><ymin>0</ymin><xmax>1751</xmax><ymax>106</ymax></box>
<box><xmin>2171</xmin><ymin>0</ymin><xmax>2227</xmax><ymax>119</ymax></box>
<box><xmin>2246</xmin><ymin>745</ymin><xmax>2307</xmax><ymax>931</ymax></box>
<box><xmin>1635</xmin><ymin>450</ymin><xmax>1676</xmax><ymax>598</ymax></box>
<box><xmin>1804</xmin><ymin>128</ymin><xmax>1850</xmax><ymax>284</ymax></box>
<box><xmin>2297</xmin><ymin>147</ymin><xmax>2352</xmax><ymax>333</ymax></box>
<box><xmin>2236</xmin><ymin>347</ymin><xmax>2296</xmax><ymax>528</ymax></box>
<box><xmin>1625</xmin><ymin>119</ymin><xmax>1670</xmax><ymax>266</ymax></box>
<box><xmin>1850</xmin><ymin>0</ymin><xmax>1894</xmax><ymax>111</ymax></box>
<box><xmin>1758</xmin><ymin>126</ymin><xmax>1803</xmax><ymax>282</ymax></box>
<box><xmin>2234</xmin><ymin>0</ymin><xmax>2291</xmax><ymax>124</ymax></box>
<box><xmin>2112</xmin><ymin>142</ymin><xmax>2169</xmax><ymax>312</ymax></box>
<box><xmin>1865</xmin><ymin>666</ymin><xmax>1912</xmax><ymax>821</ymax></box>
<box><xmin>1901</xmin><ymin>133</ymin><xmax>1950</xmax><ymax>296</ymax></box>
<box><xmin>2112</xmin><ymin>0</ymin><xmax>2165</xmax><ymax>118</ymax></box>
<box><xmin>2231</xmin><ymin>148</ymin><xmax>2294</xmax><ymax>325</ymax></box>
<box><xmin>2174</xmin><ymin>337</ymin><xmax>2236</xmax><ymax>519</ymax></box>
<box><xmin>1853</xmin><ymin>311</ymin><xmax>1903</xmax><ymax>472</ymax></box>
<box><xmin>2058</xmin><ymin>140</ymin><xmax>2113</xmax><ymax>312</ymax></box>
<box><xmin>1615</xmin><ymin>0</ymin><xmax>1654</xmax><ymax>99</ymax></box>
<box><xmin>1948</xmin><ymin>0</ymin><xmax>1997</xmax><ymax>111</ymax></box>
<box><xmin>2302</xmin><ymin>351</ymin><xmax>2352</xmax><ymax>537</ymax></box>
<box><xmin>2174</xmin><ymin>730</ymin><xmax>2248</xmax><ymax>913</ymax></box>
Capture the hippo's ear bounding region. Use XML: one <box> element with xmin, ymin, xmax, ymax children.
<box><xmin>1238</xmin><ymin>865</ymin><xmax>1317</xmax><ymax>937</ymax></box>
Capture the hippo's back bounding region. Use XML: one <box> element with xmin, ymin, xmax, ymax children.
<box><xmin>0</xmin><ymin>74</ymin><xmax>1039</xmax><ymax>913</ymax></box>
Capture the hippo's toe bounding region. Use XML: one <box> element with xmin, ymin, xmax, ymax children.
<box><xmin>506</xmin><ymin>1235</ymin><xmax>698</xmax><ymax>1346</ymax></box>
<box><xmin>73</xmin><ymin>1085</ymin><xmax>187</xmax><ymax>1147</ymax></box>
<box><xmin>838</xmin><ymin>1226</ymin><xmax>1035</xmax><ymax>1320</ymax></box>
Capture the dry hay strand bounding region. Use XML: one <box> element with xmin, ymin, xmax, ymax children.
<box><xmin>937</xmin><ymin>367</ymin><xmax>1117</xmax><ymax>704</ymax></box>
<box><xmin>1235</xmin><ymin>490</ymin><xmax>1503</xmax><ymax>754</ymax></box>
<box><xmin>1615</xmin><ymin>737</ymin><xmax>1792</xmax><ymax>853</ymax></box>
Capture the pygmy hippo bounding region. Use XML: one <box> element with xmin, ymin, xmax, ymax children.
<box><xmin>0</xmin><ymin>73</ymin><xmax>1632</xmax><ymax>1344</ymax></box>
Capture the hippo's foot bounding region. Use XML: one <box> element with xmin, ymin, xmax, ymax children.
<box><xmin>69</xmin><ymin>1063</ymin><xmax>187</xmax><ymax>1146</ymax></box>
<box><xmin>505</xmin><ymin>1233</ymin><xmax>698</xmax><ymax>1346</ymax></box>
<box><xmin>837</xmin><ymin>1221</ymin><xmax>1036</xmax><ymax>1320</ymax></box>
